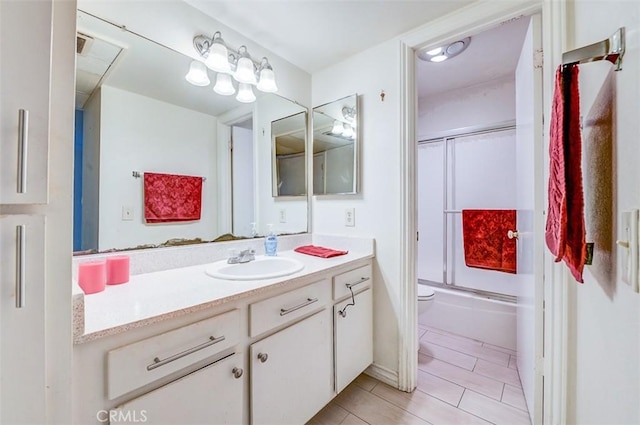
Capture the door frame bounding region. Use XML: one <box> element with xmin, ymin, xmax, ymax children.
<box><xmin>397</xmin><ymin>1</ymin><xmax>569</xmax><ymax>423</ymax></box>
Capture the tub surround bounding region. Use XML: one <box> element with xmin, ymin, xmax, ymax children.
<box><xmin>72</xmin><ymin>234</ymin><xmax>374</xmax><ymax>344</ymax></box>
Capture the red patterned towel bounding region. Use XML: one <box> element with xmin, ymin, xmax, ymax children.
<box><xmin>294</xmin><ymin>245</ymin><xmax>348</xmax><ymax>258</ymax></box>
<box><xmin>143</xmin><ymin>172</ymin><xmax>203</xmax><ymax>223</ymax></box>
<box><xmin>545</xmin><ymin>65</ymin><xmax>586</xmax><ymax>283</ymax></box>
<box><xmin>462</xmin><ymin>209</ymin><xmax>516</xmax><ymax>274</ymax></box>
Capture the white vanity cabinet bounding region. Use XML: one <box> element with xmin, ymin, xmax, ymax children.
<box><xmin>249</xmin><ymin>279</ymin><xmax>333</xmax><ymax>425</ymax></box>
<box><xmin>111</xmin><ymin>353</ymin><xmax>244</xmax><ymax>425</ymax></box>
<box><xmin>332</xmin><ymin>265</ymin><xmax>373</xmax><ymax>393</ymax></box>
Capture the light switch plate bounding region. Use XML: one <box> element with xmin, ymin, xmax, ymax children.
<box><xmin>619</xmin><ymin>209</ymin><xmax>639</xmax><ymax>292</ymax></box>
<box><xmin>345</xmin><ymin>208</ymin><xmax>355</xmax><ymax>227</ymax></box>
<box><xmin>279</xmin><ymin>209</ymin><xmax>287</xmax><ymax>223</ymax></box>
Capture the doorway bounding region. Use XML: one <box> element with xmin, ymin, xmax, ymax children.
<box><xmin>412</xmin><ymin>13</ymin><xmax>543</xmax><ymax>425</ymax></box>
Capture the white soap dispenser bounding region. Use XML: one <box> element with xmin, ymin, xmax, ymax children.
<box><xmin>264</xmin><ymin>224</ymin><xmax>278</xmax><ymax>256</ymax></box>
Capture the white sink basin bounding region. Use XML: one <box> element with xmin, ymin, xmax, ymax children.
<box><xmin>205</xmin><ymin>256</ymin><xmax>305</xmax><ymax>281</ymax></box>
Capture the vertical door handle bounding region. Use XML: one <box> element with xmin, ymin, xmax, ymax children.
<box><xmin>17</xmin><ymin>109</ymin><xmax>29</xmax><ymax>194</ymax></box>
<box><xmin>16</xmin><ymin>225</ymin><xmax>26</xmax><ymax>308</ymax></box>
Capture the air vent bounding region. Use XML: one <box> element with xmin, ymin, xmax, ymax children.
<box><xmin>76</xmin><ymin>33</ymin><xmax>94</xmax><ymax>56</ymax></box>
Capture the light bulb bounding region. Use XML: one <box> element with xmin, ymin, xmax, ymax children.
<box><xmin>233</xmin><ymin>49</ymin><xmax>257</xmax><ymax>84</ymax></box>
<box><xmin>257</xmin><ymin>67</ymin><xmax>278</xmax><ymax>93</ymax></box>
<box><xmin>236</xmin><ymin>83</ymin><xmax>256</xmax><ymax>103</ymax></box>
<box><xmin>331</xmin><ymin>120</ymin><xmax>343</xmax><ymax>135</ymax></box>
<box><xmin>426</xmin><ymin>47</ymin><xmax>443</xmax><ymax>56</ymax></box>
<box><xmin>213</xmin><ymin>73</ymin><xmax>235</xmax><ymax>96</ymax></box>
<box><xmin>185</xmin><ymin>60</ymin><xmax>210</xmax><ymax>86</ymax></box>
<box><xmin>342</xmin><ymin>124</ymin><xmax>353</xmax><ymax>138</ymax></box>
<box><xmin>205</xmin><ymin>42</ymin><xmax>231</xmax><ymax>73</ymax></box>
<box><xmin>430</xmin><ymin>54</ymin><xmax>448</xmax><ymax>63</ymax></box>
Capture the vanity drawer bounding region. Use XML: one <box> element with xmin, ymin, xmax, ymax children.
<box><xmin>249</xmin><ymin>280</ymin><xmax>330</xmax><ymax>337</ymax></box>
<box><xmin>107</xmin><ymin>309</ymin><xmax>240</xmax><ymax>400</ymax></box>
<box><xmin>333</xmin><ymin>264</ymin><xmax>372</xmax><ymax>301</ymax></box>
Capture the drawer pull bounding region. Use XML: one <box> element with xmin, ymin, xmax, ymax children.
<box><xmin>257</xmin><ymin>353</ymin><xmax>268</xmax><ymax>363</ymax></box>
<box><xmin>15</xmin><ymin>225</ymin><xmax>26</xmax><ymax>308</ymax></box>
<box><xmin>17</xmin><ymin>109</ymin><xmax>28</xmax><ymax>194</ymax></box>
<box><xmin>345</xmin><ymin>276</ymin><xmax>370</xmax><ymax>289</ymax></box>
<box><xmin>146</xmin><ymin>335</ymin><xmax>226</xmax><ymax>371</ymax></box>
<box><xmin>232</xmin><ymin>367</ymin><xmax>243</xmax><ymax>378</ymax></box>
<box><xmin>279</xmin><ymin>297</ymin><xmax>318</xmax><ymax>316</ymax></box>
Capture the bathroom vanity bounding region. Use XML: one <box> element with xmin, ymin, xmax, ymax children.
<box><xmin>72</xmin><ymin>237</ymin><xmax>374</xmax><ymax>424</ymax></box>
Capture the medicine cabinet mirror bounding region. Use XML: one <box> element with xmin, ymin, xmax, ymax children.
<box><xmin>271</xmin><ymin>111</ymin><xmax>308</xmax><ymax>197</ymax></box>
<box><xmin>312</xmin><ymin>94</ymin><xmax>359</xmax><ymax>195</ymax></box>
<box><xmin>73</xmin><ymin>9</ymin><xmax>309</xmax><ymax>253</ymax></box>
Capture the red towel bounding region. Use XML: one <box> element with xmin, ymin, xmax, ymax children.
<box><xmin>461</xmin><ymin>209</ymin><xmax>516</xmax><ymax>274</ymax></box>
<box><xmin>545</xmin><ymin>65</ymin><xmax>586</xmax><ymax>283</ymax></box>
<box><xmin>294</xmin><ymin>245</ymin><xmax>348</xmax><ymax>258</ymax></box>
<box><xmin>143</xmin><ymin>172</ymin><xmax>203</xmax><ymax>223</ymax></box>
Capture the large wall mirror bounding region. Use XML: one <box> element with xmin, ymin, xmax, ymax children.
<box><xmin>312</xmin><ymin>94</ymin><xmax>359</xmax><ymax>195</ymax></box>
<box><xmin>74</xmin><ymin>10</ymin><xmax>308</xmax><ymax>253</ymax></box>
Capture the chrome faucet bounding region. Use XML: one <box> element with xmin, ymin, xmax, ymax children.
<box><xmin>227</xmin><ymin>248</ymin><xmax>255</xmax><ymax>264</ymax></box>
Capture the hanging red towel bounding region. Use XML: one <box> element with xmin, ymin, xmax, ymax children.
<box><xmin>462</xmin><ymin>209</ymin><xmax>517</xmax><ymax>274</ymax></box>
<box><xmin>294</xmin><ymin>245</ymin><xmax>348</xmax><ymax>258</ymax></box>
<box><xmin>143</xmin><ymin>172</ymin><xmax>203</xmax><ymax>223</ymax></box>
<box><xmin>545</xmin><ymin>65</ymin><xmax>586</xmax><ymax>283</ymax></box>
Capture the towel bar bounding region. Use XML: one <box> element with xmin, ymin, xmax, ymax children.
<box><xmin>562</xmin><ymin>27</ymin><xmax>625</xmax><ymax>71</ymax></box>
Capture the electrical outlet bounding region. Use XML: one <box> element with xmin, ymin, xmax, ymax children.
<box><xmin>122</xmin><ymin>206</ymin><xmax>133</xmax><ymax>221</ymax></box>
<box><xmin>279</xmin><ymin>209</ymin><xmax>287</xmax><ymax>223</ymax></box>
<box><xmin>345</xmin><ymin>208</ymin><xmax>355</xmax><ymax>227</ymax></box>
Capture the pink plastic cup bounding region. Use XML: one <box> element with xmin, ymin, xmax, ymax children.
<box><xmin>78</xmin><ymin>261</ymin><xmax>107</xmax><ymax>294</ymax></box>
<box><xmin>107</xmin><ymin>255</ymin><xmax>130</xmax><ymax>285</ymax></box>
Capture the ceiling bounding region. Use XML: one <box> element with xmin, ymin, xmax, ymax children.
<box><xmin>183</xmin><ymin>0</ymin><xmax>474</xmax><ymax>74</ymax></box>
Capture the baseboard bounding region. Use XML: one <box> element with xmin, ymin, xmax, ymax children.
<box><xmin>364</xmin><ymin>363</ymin><xmax>399</xmax><ymax>389</ymax></box>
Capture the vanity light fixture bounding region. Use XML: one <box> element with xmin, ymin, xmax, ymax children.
<box><xmin>418</xmin><ymin>37</ymin><xmax>471</xmax><ymax>63</ymax></box>
<box><xmin>327</xmin><ymin>105</ymin><xmax>357</xmax><ymax>139</ymax></box>
<box><xmin>186</xmin><ymin>31</ymin><xmax>278</xmax><ymax>102</ymax></box>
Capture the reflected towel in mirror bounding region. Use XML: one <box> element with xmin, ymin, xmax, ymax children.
<box><xmin>143</xmin><ymin>172</ymin><xmax>203</xmax><ymax>223</ymax></box>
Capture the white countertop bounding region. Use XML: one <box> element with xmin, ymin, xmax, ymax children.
<box><xmin>74</xmin><ymin>245</ymin><xmax>373</xmax><ymax>344</ymax></box>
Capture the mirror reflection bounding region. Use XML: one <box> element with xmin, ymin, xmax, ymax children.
<box><xmin>312</xmin><ymin>94</ymin><xmax>359</xmax><ymax>195</ymax></box>
<box><xmin>272</xmin><ymin>112</ymin><xmax>307</xmax><ymax>197</ymax></box>
<box><xmin>73</xmin><ymin>10</ymin><xmax>308</xmax><ymax>253</ymax></box>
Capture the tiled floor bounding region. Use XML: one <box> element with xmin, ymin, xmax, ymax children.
<box><xmin>307</xmin><ymin>325</ymin><xmax>531</xmax><ymax>425</ymax></box>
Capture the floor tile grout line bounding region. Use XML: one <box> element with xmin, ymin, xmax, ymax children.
<box><xmin>355</xmin><ymin>387</ymin><xmax>438</xmax><ymax>425</ymax></box>
<box><xmin>419</xmin><ymin>337</ymin><xmax>513</xmax><ymax>368</ymax></box>
<box><xmin>414</xmin><ymin>371</ymin><xmax>466</xmax><ymax>408</ymax></box>
<box><xmin>460</xmin><ymin>388</ymin><xmax>530</xmax><ymax>425</ymax></box>
<box><xmin>420</xmin><ymin>352</ymin><xmax>518</xmax><ymax>389</ymax></box>
<box><xmin>500</xmin><ymin>382</ymin><xmax>506</xmax><ymax>402</ymax></box>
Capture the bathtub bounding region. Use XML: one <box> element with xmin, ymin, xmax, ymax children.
<box><xmin>418</xmin><ymin>285</ymin><xmax>517</xmax><ymax>350</ymax></box>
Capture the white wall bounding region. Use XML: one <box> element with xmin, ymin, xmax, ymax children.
<box><xmin>566</xmin><ymin>1</ymin><xmax>640</xmax><ymax>424</ymax></box>
<box><xmin>98</xmin><ymin>86</ymin><xmax>218</xmax><ymax>250</ymax></box>
<box><xmin>232</xmin><ymin>126</ymin><xmax>255</xmax><ymax>237</ymax></box>
<box><xmin>418</xmin><ymin>77</ymin><xmax>515</xmax><ymax>139</ymax></box>
<box><xmin>312</xmin><ymin>39</ymin><xmax>401</xmax><ymax>375</ymax></box>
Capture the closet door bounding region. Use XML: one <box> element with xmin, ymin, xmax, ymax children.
<box><xmin>0</xmin><ymin>0</ymin><xmax>52</xmax><ymax>204</ymax></box>
<box><xmin>0</xmin><ymin>215</ymin><xmax>47</xmax><ymax>424</ymax></box>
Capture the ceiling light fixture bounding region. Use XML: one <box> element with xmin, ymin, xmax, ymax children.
<box><xmin>417</xmin><ymin>37</ymin><xmax>471</xmax><ymax>63</ymax></box>
<box><xmin>186</xmin><ymin>31</ymin><xmax>278</xmax><ymax>102</ymax></box>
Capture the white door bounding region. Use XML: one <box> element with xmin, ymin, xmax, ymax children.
<box><xmin>515</xmin><ymin>14</ymin><xmax>544</xmax><ymax>424</ymax></box>
<box><xmin>0</xmin><ymin>215</ymin><xmax>46</xmax><ymax>424</ymax></box>
<box><xmin>0</xmin><ymin>0</ymin><xmax>51</xmax><ymax>204</ymax></box>
<box><xmin>232</xmin><ymin>126</ymin><xmax>255</xmax><ymax>237</ymax></box>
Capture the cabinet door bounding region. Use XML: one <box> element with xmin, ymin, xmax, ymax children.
<box><xmin>111</xmin><ymin>353</ymin><xmax>244</xmax><ymax>425</ymax></box>
<box><xmin>0</xmin><ymin>215</ymin><xmax>46</xmax><ymax>424</ymax></box>
<box><xmin>0</xmin><ymin>0</ymin><xmax>51</xmax><ymax>204</ymax></box>
<box><xmin>251</xmin><ymin>309</ymin><xmax>332</xmax><ymax>425</ymax></box>
<box><xmin>334</xmin><ymin>287</ymin><xmax>373</xmax><ymax>393</ymax></box>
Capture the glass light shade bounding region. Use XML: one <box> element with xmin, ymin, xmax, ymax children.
<box><xmin>185</xmin><ymin>60</ymin><xmax>210</xmax><ymax>86</ymax></box>
<box><xmin>213</xmin><ymin>73</ymin><xmax>235</xmax><ymax>96</ymax></box>
<box><xmin>430</xmin><ymin>54</ymin><xmax>448</xmax><ymax>63</ymax></box>
<box><xmin>342</xmin><ymin>124</ymin><xmax>354</xmax><ymax>138</ymax></box>
<box><xmin>426</xmin><ymin>47</ymin><xmax>443</xmax><ymax>56</ymax></box>
<box><xmin>257</xmin><ymin>67</ymin><xmax>278</xmax><ymax>92</ymax></box>
<box><xmin>331</xmin><ymin>120</ymin><xmax>344</xmax><ymax>135</ymax></box>
<box><xmin>236</xmin><ymin>83</ymin><xmax>256</xmax><ymax>103</ymax></box>
<box><xmin>205</xmin><ymin>42</ymin><xmax>231</xmax><ymax>73</ymax></box>
<box><xmin>234</xmin><ymin>57</ymin><xmax>257</xmax><ymax>84</ymax></box>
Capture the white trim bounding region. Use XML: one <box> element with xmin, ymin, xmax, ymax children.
<box><xmin>398</xmin><ymin>0</ymin><xmax>568</xmax><ymax>423</ymax></box>
<box><xmin>364</xmin><ymin>363</ymin><xmax>399</xmax><ymax>388</ymax></box>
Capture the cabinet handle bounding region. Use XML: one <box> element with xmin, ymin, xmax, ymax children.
<box><xmin>146</xmin><ymin>335</ymin><xmax>226</xmax><ymax>371</ymax></box>
<box><xmin>17</xmin><ymin>109</ymin><xmax>29</xmax><ymax>194</ymax></box>
<box><xmin>15</xmin><ymin>225</ymin><xmax>26</xmax><ymax>308</ymax></box>
<box><xmin>232</xmin><ymin>367</ymin><xmax>243</xmax><ymax>378</ymax></box>
<box><xmin>345</xmin><ymin>276</ymin><xmax>370</xmax><ymax>289</ymax></box>
<box><xmin>257</xmin><ymin>353</ymin><xmax>268</xmax><ymax>363</ymax></box>
<box><xmin>279</xmin><ymin>297</ymin><xmax>318</xmax><ymax>316</ymax></box>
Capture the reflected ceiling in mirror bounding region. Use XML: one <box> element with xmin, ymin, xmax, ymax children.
<box><xmin>272</xmin><ymin>112</ymin><xmax>307</xmax><ymax>197</ymax></box>
<box><xmin>73</xmin><ymin>10</ymin><xmax>308</xmax><ymax>254</ymax></box>
<box><xmin>312</xmin><ymin>94</ymin><xmax>359</xmax><ymax>195</ymax></box>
